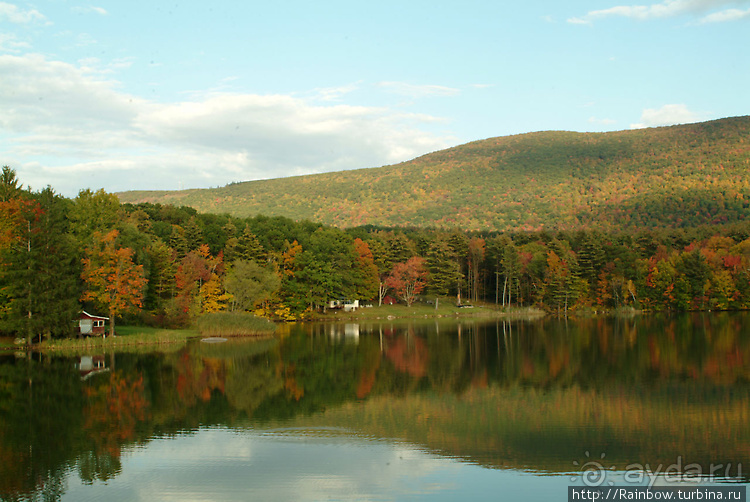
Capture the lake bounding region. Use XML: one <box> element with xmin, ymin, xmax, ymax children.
<box><xmin>1</xmin><ymin>313</ymin><xmax>748</xmax><ymax>501</ymax></box>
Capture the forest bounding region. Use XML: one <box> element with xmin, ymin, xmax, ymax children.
<box><xmin>118</xmin><ymin>116</ymin><xmax>750</xmax><ymax>232</ymax></box>
<box><xmin>3</xmin><ymin>163</ymin><xmax>750</xmax><ymax>340</ymax></box>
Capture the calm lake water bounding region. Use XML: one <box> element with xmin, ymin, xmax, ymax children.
<box><xmin>1</xmin><ymin>313</ymin><xmax>749</xmax><ymax>501</ymax></box>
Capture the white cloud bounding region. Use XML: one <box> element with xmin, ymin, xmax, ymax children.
<box><xmin>309</xmin><ymin>83</ymin><xmax>360</xmax><ymax>102</ymax></box>
<box><xmin>589</xmin><ymin>116</ymin><xmax>618</xmax><ymax>126</ymax></box>
<box><xmin>699</xmin><ymin>6</ymin><xmax>750</xmax><ymax>21</ymax></box>
<box><xmin>567</xmin><ymin>16</ymin><xmax>590</xmax><ymax>24</ymax></box>
<box><xmin>0</xmin><ymin>1</ymin><xmax>48</xmax><ymax>23</ymax></box>
<box><xmin>72</xmin><ymin>5</ymin><xmax>108</xmax><ymax>15</ymax></box>
<box><xmin>0</xmin><ymin>54</ymin><xmax>453</xmax><ymax>196</ymax></box>
<box><xmin>630</xmin><ymin>104</ymin><xmax>703</xmax><ymax>128</ymax></box>
<box><xmin>0</xmin><ymin>33</ymin><xmax>30</xmax><ymax>53</ymax></box>
<box><xmin>377</xmin><ymin>81</ymin><xmax>461</xmax><ymax>99</ymax></box>
<box><xmin>568</xmin><ymin>0</ymin><xmax>750</xmax><ymax>24</ymax></box>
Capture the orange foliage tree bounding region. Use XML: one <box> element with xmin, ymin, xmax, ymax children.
<box><xmin>353</xmin><ymin>237</ymin><xmax>379</xmax><ymax>300</ymax></box>
<box><xmin>81</xmin><ymin>230</ymin><xmax>147</xmax><ymax>336</ymax></box>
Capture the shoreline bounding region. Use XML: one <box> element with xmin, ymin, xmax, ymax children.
<box><xmin>6</xmin><ymin>306</ymin><xmax>745</xmax><ymax>353</ymax></box>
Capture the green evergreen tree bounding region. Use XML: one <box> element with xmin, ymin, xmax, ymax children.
<box><xmin>501</xmin><ymin>239</ymin><xmax>522</xmax><ymax>306</ymax></box>
<box><xmin>426</xmin><ymin>234</ymin><xmax>462</xmax><ymax>297</ymax></box>
<box><xmin>169</xmin><ymin>224</ymin><xmax>189</xmax><ymax>259</ymax></box>
<box><xmin>183</xmin><ymin>216</ymin><xmax>203</xmax><ymax>251</ymax></box>
<box><xmin>0</xmin><ymin>187</ymin><xmax>80</xmax><ymax>340</ymax></box>
<box><xmin>0</xmin><ymin>165</ymin><xmax>21</xmax><ymax>203</ymax></box>
<box><xmin>236</xmin><ymin>225</ymin><xmax>266</xmax><ymax>263</ymax></box>
<box><xmin>576</xmin><ymin>231</ymin><xmax>606</xmax><ymax>285</ymax></box>
<box><xmin>145</xmin><ymin>238</ymin><xmax>177</xmax><ymax>312</ymax></box>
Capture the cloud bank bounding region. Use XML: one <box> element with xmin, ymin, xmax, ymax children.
<box><xmin>0</xmin><ymin>54</ymin><xmax>453</xmax><ymax>196</ymax></box>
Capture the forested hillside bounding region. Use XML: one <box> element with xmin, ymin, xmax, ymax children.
<box><xmin>118</xmin><ymin>116</ymin><xmax>750</xmax><ymax>232</ymax></box>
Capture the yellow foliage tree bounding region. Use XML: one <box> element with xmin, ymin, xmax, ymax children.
<box><xmin>200</xmin><ymin>272</ymin><xmax>231</xmax><ymax>313</ymax></box>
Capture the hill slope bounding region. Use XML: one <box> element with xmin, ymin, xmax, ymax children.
<box><xmin>117</xmin><ymin>116</ymin><xmax>750</xmax><ymax>232</ymax></box>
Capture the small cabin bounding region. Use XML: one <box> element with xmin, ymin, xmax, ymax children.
<box><xmin>77</xmin><ymin>311</ymin><xmax>109</xmax><ymax>337</ymax></box>
<box><xmin>328</xmin><ymin>299</ymin><xmax>360</xmax><ymax>312</ymax></box>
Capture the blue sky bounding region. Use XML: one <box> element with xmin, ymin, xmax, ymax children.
<box><xmin>2</xmin><ymin>0</ymin><xmax>749</xmax><ymax>196</ymax></box>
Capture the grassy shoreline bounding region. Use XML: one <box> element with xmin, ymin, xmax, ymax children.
<box><xmin>34</xmin><ymin>326</ymin><xmax>202</xmax><ymax>355</ymax></box>
<box><xmin>0</xmin><ymin>304</ymin><xmax>549</xmax><ymax>353</ymax></box>
<box><xmin>308</xmin><ymin>301</ymin><xmax>545</xmax><ymax>322</ymax></box>
<box><xmin>2</xmin><ymin>314</ymin><xmax>279</xmax><ymax>354</ymax></box>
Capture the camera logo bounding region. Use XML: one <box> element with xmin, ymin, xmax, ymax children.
<box><xmin>571</xmin><ymin>451</ymin><xmax>616</xmax><ymax>486</ymax></box>
<box><xmin>570</xmin><ymin>452</ymin><xmax>743</xmax><ymax>487</ymax></box>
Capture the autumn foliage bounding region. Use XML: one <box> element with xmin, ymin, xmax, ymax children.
<box><xmin>81</xmin><ymin>230</ymin><xmax>146</xmax><ymax>336</ymax></box>
<box><xmin>386</xmin><ymin>257</ymin><xmax>429</xmax><ymax>307</ymax></box>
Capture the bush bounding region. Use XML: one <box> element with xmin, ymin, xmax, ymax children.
<box><xmin>194</xmin><ymin>312</ymin><xmax>276</xmax><ymax>337</ymax></box>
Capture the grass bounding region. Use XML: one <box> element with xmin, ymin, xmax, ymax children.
<box><xmin>20</xmin><ymin>314</ymin><xmax>275</xmax><ymax>355</ymax></box>
<box><xmin>194</xmin><ymin>312</ymin><xmax>277</xmax><ymax>337</ymax></box>
<box><xmin>310</xmin><ymin>299</ymin><xmax>545</xmax><ymax>321</ymax></box>
<box><xmin>36</xmin><ymin>326</ymin><xmax>201</xmax><ymax>355</ymax></box>
<box><xmin>0</xmin><ymin>337</ymin><xmax>18</xmax><ymax>350</ymax></box>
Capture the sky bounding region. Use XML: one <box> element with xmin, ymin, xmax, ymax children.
<box><xmin>1</xmin><ymin>0</ymin><xmax>749</xmax><ymax>197</ymax></box>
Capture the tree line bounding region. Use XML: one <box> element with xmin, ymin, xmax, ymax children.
<box><xmin>3</xmin><ymin>165</ymin><xmax>750</xmax><ymax>339</ymax></box>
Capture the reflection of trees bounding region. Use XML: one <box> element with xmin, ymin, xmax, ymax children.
<box><xmin>83</xmin><ymin>372</ymin><xmax>150</xmax><ymax>459</ymax></box>
<box><xmin>0</xmin><ymin>354</ymin><xmax>87</xmax><ymax>500</ymax></box>
<box><xmin>385</xmin><ymin>327</ymin><xmax>428</xmax><ymax>378</ymax></box>
<box><xmin>225</xmin><ymin>356</ymin><xmax>282</xmax><ymax>416</ymax></box>
<box><xmin>253</xmin><ymin>327</ymin><xmax>382</xmax><ymax>419</ymax></box>
<box><xmin>481</xmin><ymin>313</ymin><xmax>750</xmax><ymax>388</ymax></box>
<box><xmin>175</xmin><ymin>354</ymin><xmax>226</xmax><ymax>405</ymax></box>
<box><xmin>426</xmin><ymin>324</ymin><xmax>468</xmax><ymax>393</ymax></box>
<box><xmin>3</xmin><ymin>313</ymin><xmax>750</xmax><ymax>500</ymax></box>
<box><xmin>77</xmin><ymin>449</ymin><xmax>122</xmax><ymax>484</ymax></box>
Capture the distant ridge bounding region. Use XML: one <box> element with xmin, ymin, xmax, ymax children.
<box><xmin>117</xmin><ymin>116</ymin><xmax>750</xmax><ymax>232</ymax></box>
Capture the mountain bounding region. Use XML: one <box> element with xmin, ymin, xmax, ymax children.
<box><xmin>117</xmin><ymin>116</ymin><xmax>750</xmax><ymax>232</ymax></box>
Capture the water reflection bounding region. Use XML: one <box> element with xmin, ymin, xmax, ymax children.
<box><xmin>1</xmin><ymin>313</ymin><xmax>748</xmax><ymax>500</ymax></box>
<box><xmin>62</xmin><ymin>428</ymin><xmax>476</xmax><ymax>502</ymax></box>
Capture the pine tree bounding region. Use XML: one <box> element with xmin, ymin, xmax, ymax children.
<box><xmin>236</xmin><ymin>225</ymin><xmax>266</xmax><ymax>263</ymax></box>
<box><xmin>0</xmin><ymin>187</ymin><xmax>81</xmax><ymax>340</ymax></box>
<box><xmin>426</xmin><ymin>235</ymin><xmax>462</xmax><ymax>297</ymax></box>
<box><xmin>0</xmin><ymin>165</ymin><xmax>21</xmax><ymax>203</ymax></box>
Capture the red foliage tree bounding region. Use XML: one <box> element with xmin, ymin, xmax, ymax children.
<box><xmin>386</xmin><ymin>256</ymin><xmax>428</xmax><ymax>306</ymax></box>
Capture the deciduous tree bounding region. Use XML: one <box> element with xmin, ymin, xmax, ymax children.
<box><xmin>69</xmin><ymin>189</ymin><xmax>120</xmax><ymax>245</ymax></box>
<box><xmin>386</xmin><ymin>257</ymin><xmax>429</xmax><ymax>307</ymax></box>
<box><xmin>82</xmin><ymin>230</ymin><xmax>147</xmax><ymax>337</ymax></box>
<box><xmin>352</xmin><ymin>238</ymin><xmax>378</xmax><ymax>300</ymax></box>
<box><xmin>224</xmin><ymin>259</ymin><xmax>281</xmax><ymax>312</ymax></box>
